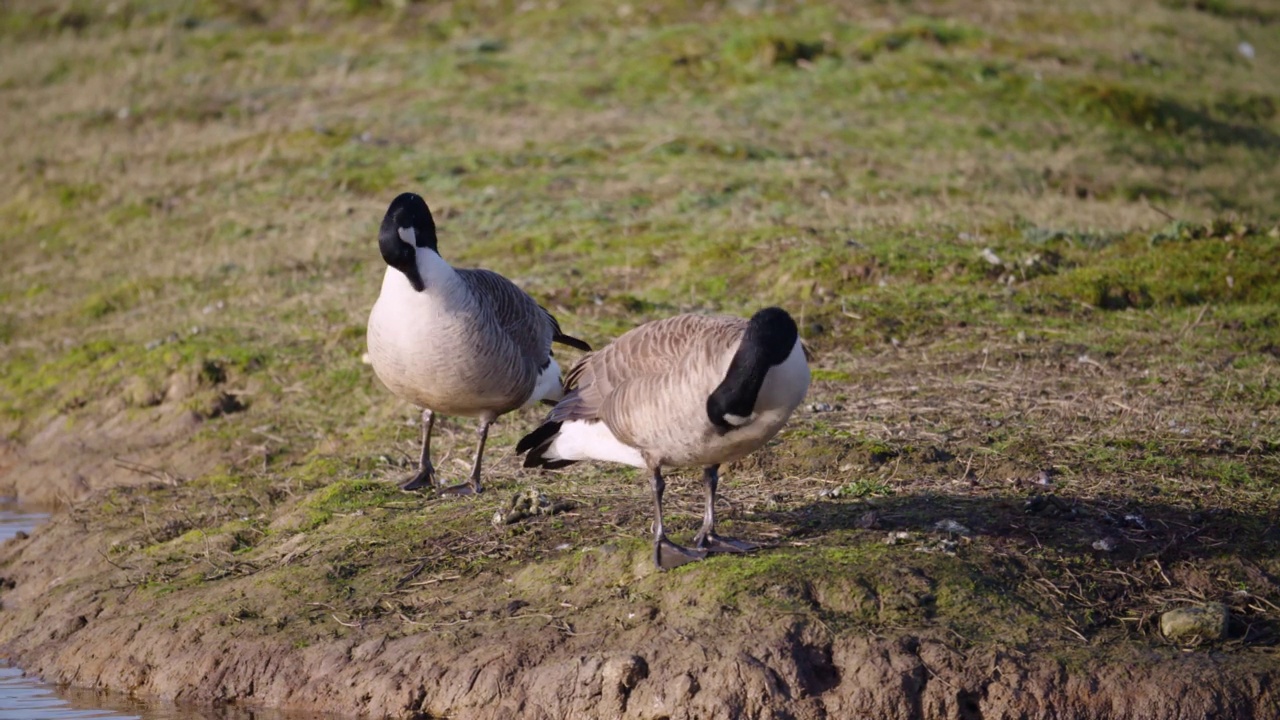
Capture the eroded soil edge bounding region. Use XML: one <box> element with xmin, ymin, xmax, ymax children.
<box><xmin>1</xmin><ymin>489</ymin><xmax>1277</xmax><ymax>720</ymax></box>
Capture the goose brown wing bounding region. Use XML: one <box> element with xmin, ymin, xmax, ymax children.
<box><xmin>553</xmin><ymin>314</ymin><xmax>745</xmax><ymax>439</ymax></box>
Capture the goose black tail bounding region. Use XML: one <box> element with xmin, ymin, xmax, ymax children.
<box><xmin>553</xmin><ymin>333</ymin><xmax>592</xmax><ymax>352</ymax></box>
<box><xmin>516</xmin><ymin>420</ymin><xmax>578</xmax><ymax>469</ymax></box>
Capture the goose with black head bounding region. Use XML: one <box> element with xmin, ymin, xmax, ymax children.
<box><xmin>516</xmin><ymin>307</ymin><xmax>810</xmax><ymax>569</ymax></box>
<box><xmin>367</xmin><ymin>192</ymin><xmax>590</xmax><ymax>496</ymax></box>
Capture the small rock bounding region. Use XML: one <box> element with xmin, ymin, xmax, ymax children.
<box><xmin>602</xmin><ymin>655</ymin><xmax>648</xmax><ymax>694</ymax></box>
<box><xmin>1032</xmin><ymin>469</ymin><xmax>1054</xmax><ymax>486</ymax></box>
<box><xmin>1238</xmin><ymin>42</ymin><xmax>1255</xmax><ymax>60</ymax></box>
<box><xmin>934</xmin><ymin>519</ymin><xmax>971</xmax><ymax>536</ymax></box>
<box><xmin>1123</xmin><ymin>513</ymin><xmax>1150</xmax><ymax>531</ymax></box>
<box><xmin>1161</xmin><ymin>603</ymin><xmax>1229</xmax><ymax>643</ymax></box>
<box><xmin>915</xmin><ymin>539</ymin><xmax>958</xmax><ymax>555</ymax></box>
<box><xmin>981</xmin><ymin>248</ymin><xmax>1003</xmax><ymax>266</ymax></box>
<box><xmin>1092</xmin><ymin>537</ymin><xmax>1119</xmax><ymax>552</ymax></box>
<box><xmin>884</xmin><ymin>531</ymin><xmax>912</xmax><ymax>545</ymax></box>
<box><xmin>808</xmin><ymin>402</ymin><xmax>833</xmax><ymax>413</ymax></box>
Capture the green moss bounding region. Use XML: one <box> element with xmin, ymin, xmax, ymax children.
<box><xmin>855</xmin><ymin>18</ymin><xmax>982</xmax><ymax>61</ymax></box>
<box><xmin>1035</xmin><ymin>222</ymin><xmax>1280</xmax><ymax>310</ymax></box>
<box><xmin>810</xmin><ymin>369</ymin><xmax>851</xmax><ymax>382</ymax></box>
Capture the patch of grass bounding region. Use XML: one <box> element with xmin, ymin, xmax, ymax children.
<box><xmin>855</xmin><ymin>17</ymin><xmax>983</xmax><ymax>61</ymax></box>
<box><xmin>1</xmin><ymin>0</ymin><xmax>1280</xmax><ymax>691</ymax></box>
<box><xmin>1035</xmin><ymin>221</ymin><xmax>1280</xmax><ymax>310</ymax></box>
<box><xmin>1060</xmin><ymin>81</ymin><xmax>1280</xmax><ymax>148</ymax></box>
<box><xmin>1160</xmin><ymin>0</ymin><xmax>1280</xmax><ymax>24</ymax></box>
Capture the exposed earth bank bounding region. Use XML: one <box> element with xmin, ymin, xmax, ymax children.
<box><xmin>1</xmin><ymin>426</ymin><xmax>1277</xmax><ymax>720</ymax></box>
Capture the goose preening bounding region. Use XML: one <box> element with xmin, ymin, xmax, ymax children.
<box><xmin>516</xmin><ymin>307</ymin><xmax>810</xmax><ymax>569</ymax></box>
<box><xmin>367</xmin><ymin>192</ymin><xmax>590</xmax><ymax>496</ymax></box>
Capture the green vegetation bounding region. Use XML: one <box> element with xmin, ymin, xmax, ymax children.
<box><xmin>1</xmin><ymin>0</ymin><xmax>1277</xmax><ymax>664</ymax></box>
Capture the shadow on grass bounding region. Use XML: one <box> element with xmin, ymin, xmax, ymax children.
<box><xmin>777</xmin><ymin>491</ymin><xmax>1280</xmax><ymax>561</ymax></box>
<box><xmin>757</xmin><ymin>491</ymin><xmax>1280</xmax><ymax>644</ymax></box>
<box><xmin>1069</xmin><ymin>82</ymin><xmax>1280</xmax><ymax>151</ymax></box>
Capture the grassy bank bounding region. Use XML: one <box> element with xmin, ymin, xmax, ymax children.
<box><xmin>1</xmin><ymin>0</ymin><xmax>1278</xmax><ymax>713</ymax></box>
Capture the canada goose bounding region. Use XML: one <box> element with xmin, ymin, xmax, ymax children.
<box><xmin>367</xmin><ymin>192</ymin><xmax>590</xmax><ymax>495</ymax></box>
<box><xmin>516</xmin><ymin>307</ymin><xmax>810</xmax><ymax>569</ymax></box>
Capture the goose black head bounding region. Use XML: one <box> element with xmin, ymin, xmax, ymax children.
<box><xmin>706</xmin><ymin>307</ymin><xmax>800</xmax><ymax>431</ymax></box>
<box><xmin>378</xmin><ymin>192</ymin><xmax>438</xmax><ymax>291</ymax></box>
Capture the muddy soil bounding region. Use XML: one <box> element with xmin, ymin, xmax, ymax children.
<box><xmin>2</xmin><ymin>513</ymin><xmax>1277</xmax><ymax>720</ymax></box>
<box><xmin>1</xmin><ymin>412</ymin><xmax>1278</xmax><ymax>720</ymax></box>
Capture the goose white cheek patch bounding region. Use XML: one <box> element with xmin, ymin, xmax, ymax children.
<box><xmin>398</xmin><ymin>227</ymin><xmax>416</xmax><ymax>246</ymax></box>
<box><xmin>724</xmin><ymin>413</ymin><xmax>754</xmax><ymax>426</ymax></box>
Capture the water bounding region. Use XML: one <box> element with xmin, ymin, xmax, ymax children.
<box><xmin>0</xmin><ymin>501</ymin><xmax>328</xmax><ymax>720</ymax></box>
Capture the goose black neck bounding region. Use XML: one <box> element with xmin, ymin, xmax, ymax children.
<box><xmin>706</xmin><ymin>307</ymin><xmax>798</xmax><ymax>431</ymax></box>
<box><xmin>378</xmin><ymin>192</ymin><xmax>438</xmax><ymax>292</ymax></box>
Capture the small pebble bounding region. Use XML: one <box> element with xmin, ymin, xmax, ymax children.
<box><xmin>915</xmin><ymin>539</ymin><xmax>958</xmax><ymax>555</ymax></box>
<box><xmin>808</xmin><ymin>402</ymin><xmax>833</xmax><ymax>413</ymax></box>
<box><xmin>1161</xmin><ymin>603</ymin><xmax>1230</xmax><ymax>642</ymax></box>
<box><xmin>1238</xmin><ymin>42</ymin><xmax>1255</xmax><ymax>60</ymax></box>
<box><xmin>884</xmin><ymin>531</ymin><xmax>912</xmax><ymax>545</ymax></box>
<box><xmin>1092</xmin><ymin>537</ymin><xmax>1119</xmax><ymax>552</ymax></box>
<box><xmin>934</xmin><ymin>519</ymin><xmax>972</xmax><ymax>536</ymax></box>
<box><xmin>1123</xmin><ymin>513</ymin><xmax>1150</xmax><ymax>531</ymax></box>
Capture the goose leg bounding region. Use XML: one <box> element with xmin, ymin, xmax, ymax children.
<box><xmin>440</xmin><ymin>416</ymin><xmax>492</xmax><ymax>497</ymax></box>
<box><xmin>693</xmin><ymin>465</ymin><xmax>759</xmax><ymax>554</ymax></box>
<box><xmin>399</xmin><ymin>409</ymin><xmax>437</xmax><ymax>491</ymax></box>
<box><xmin>650</xmin><ymin>465</ymin><xmax>705</xmax><ymax>570</ymax></box>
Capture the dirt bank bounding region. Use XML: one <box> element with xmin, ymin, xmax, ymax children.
<box><xmin>2</xmin><ymin>462</ymin><xmax>1278</xmax><ymax>719</ymax></box>
<box><xmin>3</xmin><ymin>336</ymin><xmax>1280</xmax><ymax>719</ymax></box>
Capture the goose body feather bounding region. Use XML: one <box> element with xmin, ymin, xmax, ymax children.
<box><xmin>368</xmin><ymin>191</ymin><xmax>589</xmax><ymax>495</ymax></box>
<box><xmin>521</xmin><ymin>313</ymin><xmax>810</xmax><ymax>468</ymax></box>
<box><xmin>368</xmin><ymin>251</ymin><xmax>565</xmax><ymax>417</ymax></box>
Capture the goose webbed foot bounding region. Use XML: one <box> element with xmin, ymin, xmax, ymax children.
<box><xmin>437</xmin><ymin>479</ymin><xmax>483</xmax><ymax>497</ymax></box>
<box><xmin>694</xmin><ymin>531</ymin><xmax>760</xmax><ymax>554</ymax></box>
<box><xmin>399</xmin><ymin>464</ymin><xmax>436</xmax><ymax>492</ymax></box>
<box><xmin>654</xmin><ymin>536</ymin><xmax>706</xmax><ymax>570</ymax></box>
